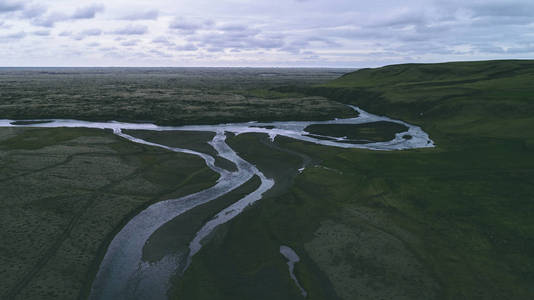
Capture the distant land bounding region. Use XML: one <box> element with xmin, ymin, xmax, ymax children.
<box><xmin>1</xmin><ymin>60</ymin><xmax>533</xmax><ymax>299</ymax></box>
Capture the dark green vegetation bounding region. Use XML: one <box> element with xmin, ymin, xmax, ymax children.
<box><xmin>0</xmin><ymin>127</ymin><xmax>218</xmax><ymax>299</ymax></box>
<box><xmin>304</xmin><ymin>121</ymin><xmax>409</xmax><ymax>143</ymax></box>
<box><xmin>172</xmin><ymin>134</ymin><xmax>441</xmax><ymax>300</ymax></box>
<box><xmin>180</xmin><ymin>60</ymin><xmax>532</xmax><ymax>299</ymax></box>
<box><xmin>286</xmin><ymin>60</ymin><xmax>534</xmax><ymax>141</ymax></box>
<box><xmin>143</xmin><ymin>175</ymin><xmax>261</xmax><ymax>264</ymax></box>
<box><xmin>2</xmin><ymin>61</ymin><xmax>534</xmax><ymax>299</ymax></box>
<box><xmin>0</xmin><ymin>68</ymin><xmax>356</xmax><ymax>125</ymax></box>
<box><xmin>9</xmin><ymin>121</ymin><xmax>53</xmax><ymax>126</ymax></box>
<box><xmin>123</xmin><ymin>130</ymin><xmax>237</xmax><ymax>172</ymax></box>
<box><xmin>177</xmin><ymin>126</ymin><xmax>534</xmax><ymax>299</ymax></box>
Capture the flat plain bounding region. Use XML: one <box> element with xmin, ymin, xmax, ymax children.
<box><xmin>1</xmin><ymin>61</ymin><xmax>533</xmax><ymax>299</ymax></box>
<box><xmin>0</xmin><ymin>68</ymin><xmax>356</xmax><ymax>125</ymax></box>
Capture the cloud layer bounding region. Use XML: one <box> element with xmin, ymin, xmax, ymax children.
<box><xmin>0</xmin><ymin>0</ymin><xmax>533</xmax><ymax>66</ymax></box>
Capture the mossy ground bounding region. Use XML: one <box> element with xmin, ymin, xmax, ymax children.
<box><xmin>304</xmin><ymin>121</ymin><xmax>408</xmax><ymax>143</ymax></box>
<box><xmin>0</xmin><ymin>127</ymin><xmax>218</xmax><ymax>299</ymax></box>
<box><xmin>171</xmin><ymin>130</ymin><xmax>533</xmax><ymax>299</ymax></box>
<box><xmin>0</xmin><ymin>68</ymin><xmax>356</xmax><ymax>125</ymax></box>
<box><xmin>171</xmin><ymin>60</ymin><xmax>534</xmax><ymax>299</ymax></box>
<box><xmin>2</xmin><ymin>61</ymin><xmax>534</xmax><ymax>299</ymax></box>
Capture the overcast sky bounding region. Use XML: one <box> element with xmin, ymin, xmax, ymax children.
<box><xmin>0</xmin><ymin>0</ymin><xmax>532</xmax><ymax>67</ymax></box>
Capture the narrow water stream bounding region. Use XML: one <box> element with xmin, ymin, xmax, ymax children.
<box><xmin>0</xmin><ymin>106</ymin><xmax>434</xmax><ymax>299</ymax></box>
<box><xmin>280</xmin><ymin>245</ymin><xmax>307</xmax><ymax>297</ymax></box>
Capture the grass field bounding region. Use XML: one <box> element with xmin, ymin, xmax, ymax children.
<box><xmin>284</xmin><ymin>60</ymin><xmax>534</xmax><ymax>141</ymax></box>
<box><xmin>171</xmin><ymin>60</ymin><xmax>534</xmax><ymax>299</ymax></box>
<box><xmin>178</xmin><ymin>130</ymin><xmax>533</xmax><ymax>299</ymax></box>
<box><xmin>304</xmin><ymin>122</ymin><xmax>409</xmax><ymax>143</ymax></box>
<box><xmin>0</xmin><ymin>68</ymin><xmax>355</xmax><ymax>125</ymax></box>
<box><xmin>0</xmin><ymin>128</ymin><xmax>218</xmax><ymax>299</ymax></box>
<box><xmin>1</xmin><ymin>61</ymin><xmax>533</xmax><ymax>299</ymax></box>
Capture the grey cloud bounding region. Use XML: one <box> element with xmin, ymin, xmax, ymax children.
<box><xmin>182</xmin><ymin>23</ymin><xmax>286</xmax><ymax>52</ymax></box>
<box><xmin>149</xmin><ymin>49</ymin><xmax>172</xmax><ymax>57</ymax></box>
<box><xmin>170</xmin><ymin>20</ymin><xmax>201</xmax><ymax>31</ymax></box>
<box><xmin>2</xmin><ymin>0</ymin><xmax>533</xmax><ymax>66</ymax></box>
<box><xmin>305</xmin><ymin>36</ymin><xmax>340</xmax><ymax>47</ymax></box>
<box><xmin>204</xmin><ymin>19</ymin><xmax>215</xmax><ymax>27</ymax></box>
<box><xmin>280</xmin><ymin>39</ymin><xmax>324</xmax><ymax>54</ymax></box>
<box><xmin>87</xmin><ymin>42</ymin><xmax>100</xmax><ymax>47</ymax></box>
<box><xmin>471</xmin><ymin>15</ymin><xmax>534</xmax><ymax>26</ymax></box>
<box><xmin>99</xmin><ymin>46</ymin><xmax>117</xmax><ymax>51</ymax></box>
<box><xmin>194</xmin><ymin>31</ymin><xmax>283</xmax><ymax>52</ymax></box>
<box><xmin>120</xmin><ymin>10</ymin><xmax>159</xmax><ymax>20</ymax></box>
<box><xmin>169</xmin><ymin>18</ymin><xmax>213</xmax><ymax>34</ymax></box>
<box><xmin>320</xmin><ymin>27</ymin><xmax>393</xmax><ymax>40</ymax></box>
<box><xmin>31</xmin><ymin>4</ymin><xmax>104</xmax><ymax>27</ymax></box>
<box><xmin>121</xmin><ymin>39</ymin><xmax>140</xmax><ymax>46</ymax></box>
<box><xmin>102</xmin><ymin>50</ymin><xmax>124</xmax><ymax>59</ymax></box>
<box><xmin>72</xmin><ymin>28</ymin><xmax>102</xmax><ymax>40</ymax></box>
<box><xmin>152</xmin><ymin>36</ymin><xmax>175</xmax><ymax>46</ymax></box>
<box><xmin>22</xmin><ymin>4</ymin><xmax>47</xmax><ymax>18</ymax></box>
<box><xmin>173</xmin><ymin>44</ymin><xmax>198</xmax><ymax>51</ymax></box>
<box><xmin>505</xmin><ymin>43</ymin><xmax>534</xmax><ymax>54</ymax></box>
<box><xmin>72</xmin><ymin>4</ymin><xmax>105</xmax><ymax>19</ymax></box>
<box><xmin>281</xmin><ymin>40</ymin><xmax>309</xmax><ymax>54</ymax></box>
<box><xmin>31</xmin><ymin>12</ymin><xmax>67</xmax><ymax>27</ymax></box>
<box><xmin>2</xmin><ymin>31</ymin><xmax>26</xmax><ymax>40</ymax></box>
<box><xmin>81</xmin><ymin>29</ymin><xmax>102</xmax><ymax>36</ymax></box>
<box><xmin>206</xmin><ymin>47</ymin><xmax>223</xmax><ymax>52</ymax></box>
<box><xmin>32</xmin><ymin>30</ymin><xmax>50</xmax><ymax>36</ymax></box>
<box><xmin>370</xmin><ymin>11</ymin><xmax>426</xmax><ymax>28</ymax></box>
<box><xmin>218</xmin><ymin>24</ymin><xmax>248</xmax><ymax>31</ymax></box>
<box><xmin>0</xmin><ymin>1</ymin><xmax>24</xmax><ymax>13</ymax></box>
<box><xmin>470</xmin><ymin>2</ymin><xmax>534</xmax><ymax>17</ymax></box>
<box><xmin>414</xmin><ymin>24</ymin><xmax>452</xmax><ymax>35</ymax></box>
<box><xmin>475</xmin><ymin>43</ymin><xmax>534</xmax><ymax>54</ymax></box>
<box><xmin>473</xmin><ymin>44</ymin><xmax>506</xmax><ymax>54</ymax></box>
<box><xmin>113</xmin><ymin>24</ymin><xmax>148</xmax><ymax>35</ymax></box>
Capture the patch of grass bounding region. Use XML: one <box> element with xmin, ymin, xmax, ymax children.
<box><xmin>282</xmin><ymin>60</ymin><xmax>534</xmax><ymax>140</ymax></box>
<box><xmin>0</xmin><ymin>68</ymin><xmax>356</xmax><ymax>125</ymax></box>
<box><xmin>0</xmin><ymin>127</ymin><xmax>219</xmax><ymax>300</ymax></box>
<box><xmin>125</xmin><ymin>130</ymin><xmax>238</xmax><ymax>172</ymax></box>
<box><xmin>0</xmin><ymin>127</ymin><xmax>105</xmax><ymax>150</ymax></box>
<box><xmin>177</xmin><ymin>60</ymin><xmax>534</xmax><ymax>299</ymax></box>
<box><xmin>144</xmin><ymin>175</ymin><xmax>261</xmax><ymax>264</ymax></box>
<box><xmin>226</xmin><ymin>133</ymin><xmax>311</xmax><ymax>197</ymax></box>
<box><xmin>10</xmin><ymin>120</ymin><xmax>53</xmax><ymax>125</ymax></box>
<box><xmin>304</xmin><ymin>121</ymin><xmax>408</xmax><ymax>142</ymax></box>
<box><xmin>178</xmin><ymin>130</ymin><xmax>534</xmax><ymax>299</ymax></box>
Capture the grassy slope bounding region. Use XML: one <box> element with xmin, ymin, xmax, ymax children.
<box><xmin>320</xmin><ymin>60</ymin><xmax>534</xmax><ymax>140</ymax></box>
<box><xmin>308</xmin><ymin>60</ymin><xmax>534</xmax><ymax>298</ymax></box>
<box><xmin>176</xmin><ymin>60</ymin><xmax>534</xmax><ymax>299</ymax></box>
<box><xmin>0</xmin><ymin>128</ymin><xmax>219</xmax><ymax>300</ymax></box>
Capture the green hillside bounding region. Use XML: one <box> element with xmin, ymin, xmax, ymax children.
<box><xmin>182</xmin><ymin>61</ymin><xmax>534</xmax><ymax>299</ymax></box>
<box><xmin>312</xmin><ymin>60</ymin><xmax>534</xmax><ymax>141</ymax></box>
